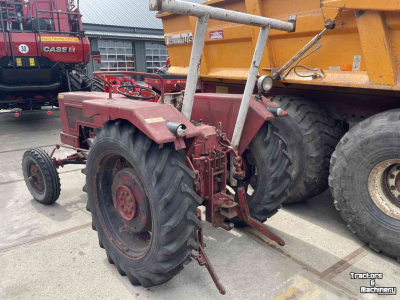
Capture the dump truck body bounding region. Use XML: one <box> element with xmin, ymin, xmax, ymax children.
<box><xmin>160</xmin><ymin>0</ymin><xmax>400</xmax><ymax>93</ymax></box>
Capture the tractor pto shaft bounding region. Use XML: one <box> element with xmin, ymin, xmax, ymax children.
<box><xmin>149</xmin><ymin>0</ymin><xmax>294</xmax><ymax>32</ymax></box>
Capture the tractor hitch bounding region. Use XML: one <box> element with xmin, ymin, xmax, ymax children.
<box><xmin>234</xmin><ymin>186</ymin><xmax>285</xmax><ymax>246</ymax></box>
<box><xmin>191</xmin><ymin>209</ymin><xmax>227</xmax><ymax>295</ymax></box>
<box><xmin>49</xmin><ymin>144</ymin><xmax>88</xmax><ymax>168</ymax></box>
<box><xmin>186</xmin><ymin>126</ymin><xmax>285</xmax><ymax>294</ymax></box>
<box><xmin>232</xmin><ymin>149</ymin><xmax>285</xmax><ymax>247</ymax></box>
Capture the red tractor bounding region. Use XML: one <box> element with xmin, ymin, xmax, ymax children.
<box><xmin>22</xmin><ymin>0</ymin><xmax>295</xmax><ymax>295</ymax></box>
<box><xmin>92</xmin><ymin>60</ymin><xmax>188</xmax><ymax>97</ymax></box>
<box><xmin>0</xmin><ymin>0</ymin><xmax>95</xmax><ymax>111</ymax></box>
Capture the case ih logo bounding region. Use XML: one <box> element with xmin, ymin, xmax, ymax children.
<box><xmin>43</xmin><ymin>46</ymin><xmax>76</xmax><ymax>53</ymax></box>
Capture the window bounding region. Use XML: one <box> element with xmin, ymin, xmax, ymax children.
<box><xmin>145</xmin><ymin>43</ymin><xmax>168</xmax><ymax>73</ymax></box>
<box><xmin>98</xmin><ymin>40</ymin><xmax>135</xmax><ymax>71</ymax></box>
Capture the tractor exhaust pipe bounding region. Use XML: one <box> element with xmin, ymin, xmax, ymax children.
<box><xmin>166</xmin><ymin>121</ymin><xmax>187</xmax><ymax>137</ymax></box>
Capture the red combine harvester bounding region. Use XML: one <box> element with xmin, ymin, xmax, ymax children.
<box><xmin>0</xmin><ymin>0</ymin><xmax>94</xmax><ymax>111</ymax></box>
<box><xmin>22</xmin><ymin>0</ymin><xmax>294</xmax><ymax>295</ymax></box>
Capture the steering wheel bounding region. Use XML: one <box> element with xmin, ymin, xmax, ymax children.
<box><xmin>116</xmin><ymin>84</ymin><xmax>157</xmax><ymax>101</ymax></box>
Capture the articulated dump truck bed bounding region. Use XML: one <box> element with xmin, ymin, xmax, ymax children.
<box><xmin>159</xmin><ymin>0</ymin><xmax>400</xmax><ymax>92</ymax></box>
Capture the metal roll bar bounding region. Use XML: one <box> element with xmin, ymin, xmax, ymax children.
<box><xmin>149</xmin><ymin>0</ymin><xmax>294</xmax><ymax>149</ymax></box>
<box><xmin>150</xmin><ymin>0</ymin><xmax>294</xmax><ymax>32</ymax></box>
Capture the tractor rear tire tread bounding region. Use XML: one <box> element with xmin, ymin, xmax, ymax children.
<box><xmin>271</xmin><ymin>95</ymin><xmax>341</xmax><ymax>204</ymax></box>
<box><xmin>22</xmin><ymin>148</ymin><xmax>61</xmax><ymax>205</ymax></box>
<box><xmin>246</xmin><ymin>122</ymin><xmax>292</xmax><ymax>222</ymax></box>
<box><xmin>329</xmin><ymin>110</ymin><xmax>400</xmax><ymax>262</ymax></box>
<box><xmin>87</xmin><ymin>120</ymin><xmax>200</xmax><ymax>287</ymax></box>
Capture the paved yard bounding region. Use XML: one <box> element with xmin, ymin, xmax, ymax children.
<box><xmin>0</xmin><ymin>110</ymin><xmax>398</xmax><ymax>300</ymax></box>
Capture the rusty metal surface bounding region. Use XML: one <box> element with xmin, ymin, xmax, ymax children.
<box><xmin>111</xmin><ymin>168</ymin><xmax>151</xmax><ymax>232</ymax></box>
<box><xmin>191</xmin><ymin>93</ymin><xmax>277</xmax><ymax>155</ymax></box>
<box><xmin>234</xmin><ymin>186</ymin><xmax>285</xmax><ymax>246</ymax></box>
<box><xmin>28</xmin><ymin>164</ymin><xmax>44</xmax><ymax>193</ymax></box>
<box><xmin>65</xmin><ymin>106</ymin><xmax>94</xmax><ymax>129</ymax></box>
<box><xmin>93</xmin><ymin>71</ymin><xmax>165</xmax><ymax>103</ymax></box>
<box><xmin>58</xmin><ymin>91</ymin><xmax>117</xmax><ymax>140</ymax></box>
<box><xmin>368</xmin><ymin>159</ymin><xmax>400</xmax><ymax>221</ymax></box>
<box><xmin>82</xmin><ymin>98</ymin><xmax>200</xmax><ymax>145</ymax></box>
<box><xmin>186</xmin><ymin>121</ymin><xmax>286</xmax><ymax>251</ymax></box>
<box><xmin>49</xmin><ymin>144</ymin><xmax>87</xmax><ymax>169</ymax></box>
<box><xmin>53</xmin><ymin>70</ymin><xmax>292</xmax><ymax>293</ymax></box>
<box><xmin>190</xmin><ymin>209</ymin><xmax>227</xmax><ymax>295</ymax></box>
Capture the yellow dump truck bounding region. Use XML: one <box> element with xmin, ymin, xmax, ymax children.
<box><xmin>158</xmin><ymin>0</ymin><xmax>400</xmax><ymax>260</ymax></box>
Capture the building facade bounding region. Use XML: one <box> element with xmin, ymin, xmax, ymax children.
<box><xmin>80</xmin><ymin>0</ymin><xmax>168</xmax><ymax>76</ymax></box>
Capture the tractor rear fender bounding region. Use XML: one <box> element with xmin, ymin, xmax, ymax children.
<box><xmin>191</xmin><ymin>94</ymin><xmax>287</xmax><ymax>155</ymax></box>
<box><xmin>82</xmin><ymin>98</ymin><xmax>201</xmax><ymax>148</ymax></box>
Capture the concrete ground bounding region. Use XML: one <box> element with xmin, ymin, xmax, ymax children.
<box><xmin>0</xmin><ymin>110</ymin><xmax>398</xmax><ymax>300</ymax></box>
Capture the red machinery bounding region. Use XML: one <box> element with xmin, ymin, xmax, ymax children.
<box><xmin>92</xmin><ymin>71</ymin><xmax>188</xmax><ymax>108</ymax></box>
<box><xmin>22</xmin><ymin>0</ymin><xmax>295</xmax><ymax>295</ymax></box>
<box><xmin>0</xmin><ymin>0</ymin><xmax>93</xmax><ymax>111</ymax></box>
<box><xmin>94</xmin><ymin>74</ymin><xmax>160</xmax><ymax>102</ymax></box>
<box><xmin>144</xmin><ymin>75</ymin><xmax>186</xmax><ymax>94</ymax></box>
<box><xmin>93</xmin><ymin>68</ymin><xmax>188</xmax><ymax>96</ymax></box>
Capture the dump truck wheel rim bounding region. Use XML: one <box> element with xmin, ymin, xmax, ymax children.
<box><xmin>96</xmin><ymin>151</ymin><xmax>152</xmax><ymax>259</ymax></box>
<box><xmin>28</xmin><ymin>163</ymin><xmax>45</xmax><ymax>194</ymax></box>
<box><xmin>368</xmin><ymin>159</ymin><xmax>400</xmax><ymax>221</ymax></box>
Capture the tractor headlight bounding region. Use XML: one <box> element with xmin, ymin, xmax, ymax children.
<box><xmin>257</xmin><ymin>75</ymin><xmax>273</xmax><ymax>93</ymax></box>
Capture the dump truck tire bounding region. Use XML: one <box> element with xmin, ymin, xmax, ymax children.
<box><xmin>271</xmin><ymin>95</ymin><xmax>340</xmax><ymax>204</ymax></box>
<box><xmin>242</xmin><ymin>122</ymin><xmax>292</xmax><ymax>222</ymax></box>
<box><xmin>22</xmin><ymin>148</ymin><xmax>61</xmax><ymax>205</ymax></box>
<box><xmin>329</xmin><ymin>110</ymin><xmax>400</xmax><ymax>262</ymax></box>
<box><xmin>91</xmin><ymin>78</ymin><xmax>104</xmax><ymax>92</ymax></box>
<box><xmin>86</xmin><ymin>120</ymin><xmax>202</xmax><ymax>287</ymax></box>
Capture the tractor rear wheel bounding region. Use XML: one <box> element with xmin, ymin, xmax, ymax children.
<box><xmin>86</xmin><ymin>120</ymin><xmax>202</xmax><ymax>287</ymax></box>
<box><xmin>329</xmin><ymin>110</ymin><xmax>400</xmax><ymax>261</ymax></box>
<box><xmin>241</xmin><ymin>122</ymin><xmax>292</xmax><ymax>222</ymax></box>
<box><xmin>22</xmin><ymin>148</ymin><xmax>61</xmax><ymax>204</ymax></box>
<box><xmin>271</xmin><ymin>95</ymin><xmax>341</xmax><ymax>204</ymax></box>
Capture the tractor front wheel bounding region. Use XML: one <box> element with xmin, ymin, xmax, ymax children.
<box><xmin>86</xmin><ymin>120</ymin><xmax>202</xmax><ymax>287</ymax></box>
<box><xmin>22</xmin><ymin>148</ymin><xmax>61</xmax><ymax>204</ymax></box>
